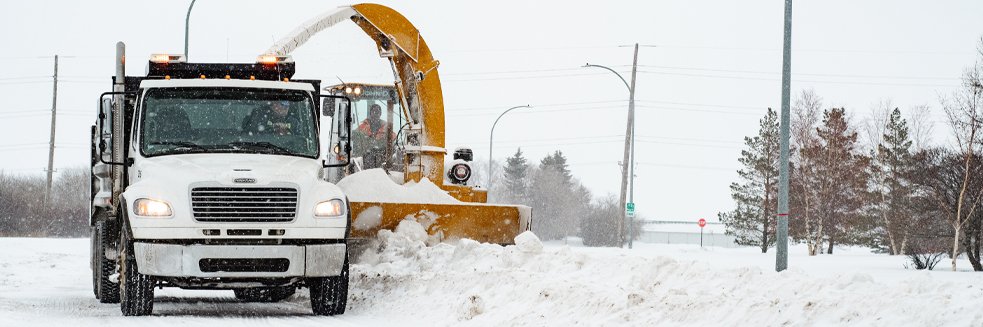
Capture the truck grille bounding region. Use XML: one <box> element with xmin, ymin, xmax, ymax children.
<box><xmin>191</xmin><ymin>187</ymin><xmax>298</xmax><ymax>223</ymax></box>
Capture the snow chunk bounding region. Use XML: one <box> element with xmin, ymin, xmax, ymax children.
<box><xmin>338</xmin><ymin>168</ymin><xmax>461</xmax><ymax>204</ymax></box>
<box><xmin>353</xmin><ymin>206</ymin><xmax>383</xmax><ymax>230</ymax></box>
<box><xmin>514</xmin><ymin>231</ymin><xmax>543</xmax><ymax>254</ymax></box>
<box><xmin>395</xmin><ymin>220</ymin><xmax>429</xmax><ymax>244</ymax></box>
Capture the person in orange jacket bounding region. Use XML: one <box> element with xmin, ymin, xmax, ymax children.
<box><xmin>357</xmin><ymin>104</ymin><xmax>389</xmax><ymax>140</ymax></box>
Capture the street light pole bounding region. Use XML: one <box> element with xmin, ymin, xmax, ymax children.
<box><xmin>488</xmin><ymin>105</ymin><xmax>531</xmax><ymax>190</ymax></box>
<box><xmin>776</xmin><ymin>0</ymin><xmax>793</xmax><ymax>272</ymax></box>
<box><xmin>185</xmin><ymin>0</ymin><xmax>197</xmax><ymax>59</ymax></box>
<box><xmin>584</xmin><ymin>53</ymin><xmax>637</xmax><ymax>248</ymax></box>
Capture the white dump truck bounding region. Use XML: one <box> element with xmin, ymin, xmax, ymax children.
<box><xmin>89</xmin><ymin>43</ymin><xmax>355</xmax><ymax>316</ymax></box>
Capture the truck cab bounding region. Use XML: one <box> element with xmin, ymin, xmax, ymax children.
<box><xmin>90</xmin><ymin>47</ymin><xmax>353</xmax><ymax>316</ymax></box>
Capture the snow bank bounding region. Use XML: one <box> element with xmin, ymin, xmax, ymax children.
<box><xmin>337</xmin><ymin>168</ymin><xmax>460</xmax><ymax>204</ymax></box>
<box><xmin>3</xmin><ymin>236</ymin><xmax>983</xmax><ymax>326</ymax></box>
<box><xmin>345</xmin><ymin>227</ymin><xmax>983</xmax><ymax>326</ymax></box>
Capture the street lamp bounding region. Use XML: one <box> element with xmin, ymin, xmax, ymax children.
<box><xmin>584</xmin><ymin>45</ymin><xmax>639</xmax><ymax>248</ymax></box>
<box><xmin>488</xmin><ymin>105</ymin><xmax>531</xmax><ymax>190</ymax></box>
<box><xmin>185</xmin><ymin>0</ymin><xmax>197</xmax><ymax>59</ymax></box>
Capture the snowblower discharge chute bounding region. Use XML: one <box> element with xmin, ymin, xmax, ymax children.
<box><xmin>264</xmin><ymin>3</ymin><xmax>531</xmax><ymax>244</ymax></box>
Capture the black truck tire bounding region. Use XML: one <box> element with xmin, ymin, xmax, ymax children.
<box><xmin>234</xmin><ymin>287</ymin><xmax>296</xmax><ymax>302</ymax></box>
<box><xmin>93</xmin><ymin>219</ymin><xmax>120</xmax><ymax>303</ymax></box>
<box><xmin>119</xmin><ymin>218</ymin><xmax>154</xmax><ymax>316</ymax></box>
<box><xmin>308</xmin><ymin>254</ymin><xmax>349</xmax><ymax>316</ymax></box>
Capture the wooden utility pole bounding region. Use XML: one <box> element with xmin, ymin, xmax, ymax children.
<box><xmin>626</xmin><ymin>43</ymin><xmax>639</xmax><ymax>249</ymax></box>
<box><xmin>45</xmin><ymin>55</ymin><xmax>59</xmax><ymax>203</ymax></box>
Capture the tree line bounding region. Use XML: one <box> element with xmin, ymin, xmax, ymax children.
<box><xmin>483</xmin><ymin>149</ymin><xmax>640</xmax><ymax>246</ymax></box>
<box><xmin>720</xmin><ymin>40</ymin><xmax>983</xmax><ymax>271</ymax></box>
<box><xmin>0</xmin><ymin>167</ymin><xmax>89</xmax><ymax>237</ymax></box>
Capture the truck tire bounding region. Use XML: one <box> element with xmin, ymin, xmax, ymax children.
<box><xmin>119</xmin><ymin>218</ymin><xmax>154</xmax><ymax>316</ymax></box>
<box><xmin>308</xmin><ymin>254</ymin><xmax>349</xmax><ymax>316</ymax></box>
<box><xmin>233</xmin><ymin>287</ymin><xmax>296</xmax><ymax>302</ymax></box>
<box><xmin>93</xmin><ymin>219</ymin><xmax>120</xmax><ymax>303</ymax></box>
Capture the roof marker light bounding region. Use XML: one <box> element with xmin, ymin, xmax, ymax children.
<box><xmin>225</xmin><ymin>75</ymin><xmax>231</xmax><ymax>80</ymax></box>
<box><xmin>256</xmin><ymin>54</ymin><xmax>293</xmax><ymax>64</ymax></box>
<box><xmin>150</xmin><ymin>54</ymin><xmax>187</xmax><ymax>64</ymax></box>
<box><xmin>200</xmin><ymin>74</ymin><xmax>206</xmax><ymax>79</ymax></box>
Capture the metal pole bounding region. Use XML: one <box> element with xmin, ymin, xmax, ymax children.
<box><xmin>776</xmin><ymin>0</ymin><xmax>793</xmax><ymax>272</ymax></box>
<box><xmin>184</xmin><ymin>0</ymin><xmax>197</xmax><ymax>59</ymax></box>
<box><xmin>488</xmin><ymin>105</ymin><xmax>530</xmax><ymax>190</ymax></box>
<box><xmin>583</xmin><ymin>63</ymin><xmax>631</xmax><ymax>247</ymax></box>
<box><xmin>701</xmin><ymin>227</ymin><xmax>704</xmax><ymax>248</ymax></box>
<box><xmin>45</xmin><ymin>55</ymin><xmax>59</xmax><ymax>203</ymax></box>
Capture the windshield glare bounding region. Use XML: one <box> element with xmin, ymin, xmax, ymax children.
<box><xmin>140</xmin><ymin>87</ymin><xmax>318</xmax><ymax>158</ymax></box>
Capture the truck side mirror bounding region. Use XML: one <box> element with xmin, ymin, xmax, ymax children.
<box><xmin>322</xmin><ymin>98</ymin><xmax>335</xmax><ymax>117</ymax></box>
<box><xmin>96</xmin><ymin>91</ymin><xmax>133</xmax><ymax>166</ymax></box>
<box><xmin>319</xmin><ymin>94</ymin><xmax>353</xmax><ymax>168</ymax></box>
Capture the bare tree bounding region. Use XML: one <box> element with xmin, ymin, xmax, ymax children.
<box><xmin>790</xmin><ymin>89</ymin><xmax>823</xmax><ymax>254</ymax></box>
<box><xmin>940</xmin><ymin>39</ymin><xmax>983</xmax><ymax>271</ymax></box>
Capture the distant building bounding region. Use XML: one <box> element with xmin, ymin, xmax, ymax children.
<box><xmin>637</xmin><ymin>220</ymin><xmax>742</xmax><ymax>248</ymax></box>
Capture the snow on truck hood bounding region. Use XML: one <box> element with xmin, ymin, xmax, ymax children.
<box><xmin>134</xmin><ymin>153</ymin><xmax>329</xmax><ymax>189</ymax></box>
<box><xmin>338</xmin><ymin>168</ymin><xmax>460</xmax><ymax>204</ymax></box>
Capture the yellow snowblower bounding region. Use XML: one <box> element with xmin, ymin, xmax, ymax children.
<box><xmin>263</xmin><ymin>4</ymin><xmax>531</xmax><ymax>244</ymax></box>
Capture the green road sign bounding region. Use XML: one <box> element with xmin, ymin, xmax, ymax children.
<box><xmin>626</xmin><ymin>202</ymin><xmax>635</xmax><ymax>217</ymax></box>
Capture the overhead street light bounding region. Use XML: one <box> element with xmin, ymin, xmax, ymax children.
<box><xmin>488</xmin><ymin>105</ymin><xmax>531</xmax><ymax>191</ymax></box>
<box><xmin>185</xmin><ymin>0</ymin><xmax>197</xmax><ymax>59</ymax></box>
<box><xmin>583</xmin><ymin>43</ymin><xmax>639</xmax><ymax>248</ymax></box>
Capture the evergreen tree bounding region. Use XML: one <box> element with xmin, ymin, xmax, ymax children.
<box><xmin>539</xmin><ymin>151</ymin><xmax>572</xmax><ymax>185</ymax></box>
<box><xmin>502</xmin><ymin>148</ymin><xmax>531</xmax><ymax>204</ymax></box>
<box><xmin>869</xmin><ymin>108</ymin><xmax>916</xmax><ymax>255</ymax></box>
<box><xmin>800</xmin><ymin>108</ymin><xmax>870</xmax><ymax>255</ymax></box>
<box><xmin>720</xmin><ymin>108</ymin><xmax>780</xmax><ymax>253</ymax></box>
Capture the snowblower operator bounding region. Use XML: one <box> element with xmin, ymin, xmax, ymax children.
<box><xmin>244</xmin><ymin>100</ymin><xmax>300</xmax><ymax>135</ymax></box>
<box><xmin>357</xmin><ymin>104</ymin><xmax>389</xmax><ymax>140</ymax></box>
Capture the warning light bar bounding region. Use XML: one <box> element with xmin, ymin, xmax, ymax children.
<box><xmin>149</xmin><ymin>54</ymin><xmax>187</xmax><ymax>64</ymax></box>
<box><xmin>256</xmin><ymin>54</ymin><xmax>293</xmax><ymax>64</ymax></box>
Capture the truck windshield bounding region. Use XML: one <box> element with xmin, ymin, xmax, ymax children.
<box><xmin>140</xmin><ymin>87</ymin><xmax>318</xmax><ymax>158</ymax></box>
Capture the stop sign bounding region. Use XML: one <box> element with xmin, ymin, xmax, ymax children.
<box><xmin>698</xmin><ymin>218</ymin><xmax>707</xmax><ymax>228</ymax></box>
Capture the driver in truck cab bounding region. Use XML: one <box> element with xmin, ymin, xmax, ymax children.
<box><xmin>243</xmin><ymin>100</ymin><xmax>300</xmax><ymax>135</ymax></box>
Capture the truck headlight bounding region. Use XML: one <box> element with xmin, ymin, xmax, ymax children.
<box><xmin>134</xmin><ymin>198</ymin><xmax>173</xmax><ymax>217</ymax></box>
<box><xmin>314</xmin><ymin>199</ymin><xmax>346</xmax><ymax>218</ymax></box>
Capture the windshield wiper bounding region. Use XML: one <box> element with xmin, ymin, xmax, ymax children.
<box><xmin>149</xmin><ymin>141</ymin><xmax>208</xmax><ymax>151</ymax></box>
<box><xmin>227</xmin><ymin>141</ymin><xmax>295</xmax><ymax>155</ymax></box>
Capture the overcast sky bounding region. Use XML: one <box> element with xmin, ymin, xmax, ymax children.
<box><xmin>1</xmin><ymin>0</ymin><xmax>981</xmax><ymax>221</ymax></box>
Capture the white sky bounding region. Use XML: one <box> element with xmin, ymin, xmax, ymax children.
<box><xmin>1</xmin><ymin>0</ymin><xmax>981</xmax><ymax>222</ymax></box>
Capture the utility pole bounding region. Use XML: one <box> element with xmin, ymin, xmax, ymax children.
<box><xmin>584</xmin><ymin>56</ymin><xmax>635</xmax><ymax>248</ymax></box>
<box><xmin>776</xmin><ymin>0</ymin><xmax>793</xmax><ymax>272</ymax></box>
<box><xmin>627</xmin><ymin>43</ymin><xmax>639</xmax><ymax>249</ymax></box>
<box><xmin>45</xmin><ymin>55</ymin><xmax>59</xmax><ymax>203</ymax></box>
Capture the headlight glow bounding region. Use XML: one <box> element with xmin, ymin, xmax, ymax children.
<box><xmin>314</xmin><ymin>199</ymin><xmax>346</xmax><ymax>218</ymax></box>
<box><xmin>134</xmin><ymin>198</ymin><xmax>173</xmax><ymax>217</ymax></box>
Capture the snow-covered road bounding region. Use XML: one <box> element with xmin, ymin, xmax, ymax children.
<box><xmin>2</xmin><ymin>225</ymin><xmax>982</xmax><ymax>326</ymax></box>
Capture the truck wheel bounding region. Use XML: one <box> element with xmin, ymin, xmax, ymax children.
<box><xmin>93</xmin><ymin>219</ymin><xmax>120</xmax><ymax>303</ymax></box>
<box><xmin>233</xmin><ymin>287</ymin><xmax>296</xmax><ymax>302</ymax></box>
<box><xmin>119</xmin><ymin>221</ymin><xmax>154</xmax><ymax>316</ymax></box>
<box><xmin>309</xmin><ymin>255</ymin><xmax>349</xmax><ymax>316</ymax></box>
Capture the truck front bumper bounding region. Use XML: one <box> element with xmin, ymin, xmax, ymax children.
<box><xmin>132</xmin><ymin>242</ymin><xmax>346</xmax><ymax>278</ymax></box>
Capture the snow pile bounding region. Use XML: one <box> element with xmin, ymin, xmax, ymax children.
<box><xmin>337</xmin><ymin>169</ymin><xmax>460</xmax><ymax>204</ymax></box>
<box><xmin>2</xmin><ymin>236</ymin><xmax>983</xmax><ymax>325</ymax></box>
<box><xmin>345</xmin><ymin>225</ymin><xmax>983</xmax><ymax>326</ymax></box>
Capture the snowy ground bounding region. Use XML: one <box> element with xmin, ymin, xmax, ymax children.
<box><xmin>2</xmin><ymin>225</ymin><xmax>983</xmax><ymax>326</ymax></box>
